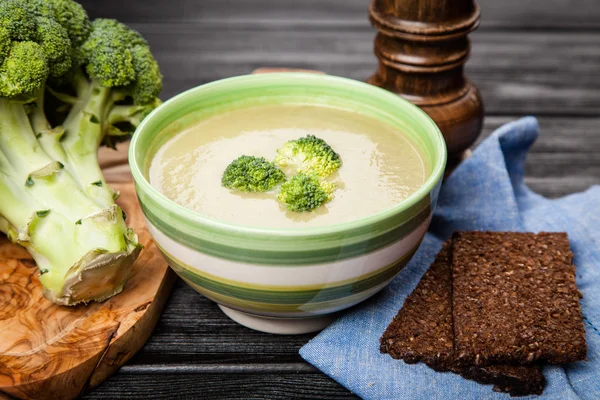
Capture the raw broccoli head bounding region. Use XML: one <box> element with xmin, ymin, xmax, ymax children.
<box><xmin>0</xmin><ymin>42</ymin><xmax>49</xmax><ymax>99</ymax></box>
<box><xmin>222</xmin><ymin>156</ymin><xmax>286</xmax><ymax>193</ymax></box>
<box><xmin>44</xmin><ymin>0</ymin><xmax>92</xmax><ymax>48</ymax></box>
<box><xmin>274</xmin><ymin>135</ymin><xmax>342</xmax><ymax>178</ymax></box>
<box><xmin>46</xmin><ymin>16</ymin><xmax>163</xmax><ymax>150</ymax></box>
<box><xmin>277</xmin><ymin>173</ymin><xmax>335</xmax><ymax>212</ymax></box>
<box><xmin>0</xmin><ymin>0</ymin><xmax>72</xmax><ymax>99</ymax></box>
<box><xmin>78</xmin><ymin>18</ymin><xmax>162</xmax><ymax>105</ymax></box>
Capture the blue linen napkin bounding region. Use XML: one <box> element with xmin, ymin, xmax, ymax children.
<box><xmin>299</xmin><ymin>117</ymin><xmax>600</xmax><ymax>400</ymax></box>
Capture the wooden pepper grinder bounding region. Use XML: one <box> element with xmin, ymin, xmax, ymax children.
<box><xmin>367</xmin><ymin>0</ymin><xmax>483</xmax><ymax>169</ymax></box>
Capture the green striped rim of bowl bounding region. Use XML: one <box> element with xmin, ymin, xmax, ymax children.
<box><xmin>130</xmin><ymin>73</ymin><xmax>446</xmax><ymax>262</ymax></box>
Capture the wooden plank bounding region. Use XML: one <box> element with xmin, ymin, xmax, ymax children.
<box><xmin>82</xmin><ymin>372</ymin><xmax>357</xmax><ymax>399</ymax></box>
<box><xmin>478</xmin><ymin>0</ymin><xmax>600</xmax><ymax>30</ymax></box>
<box><xmin>480</xmin><ymin>117</ymin><xmax>600</xmax><ymax>153</ymax></box>
<box><xmin>468</xmin><ymin>33</ymin><xmax>600</xmax><ymax>116</ymax></box>
<box><xmin>77</xmin><ymin>0</ymin><xmax>600</xmax><ymax>30</ymax></box>
<box><xmin>126</xmin><ymin>280</ymin><xmax>311</xmax><ymax>365</ymax></box>
<box><xmin>481</xmin><ymin>117</ymin><xmax>600</xmax><ymax>197</ymax></box>
<box><xmin>120</xmin><ymin>363</ymin><xmax>316</xmax><ymax>373</ymax></box>
<box><xmin>525</xmin><ymin>176</ymin><xmax>599</xmax><ymax>198</ymax></box>
<box><xmin>121</xmin><ymin>24</ymin><xmax>600</xmax><ymax>116</ymax></box>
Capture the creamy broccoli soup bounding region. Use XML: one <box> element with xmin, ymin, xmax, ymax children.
<box><xmin>149</xmin><ymin>104</ymin><xmax>427</xmax><ymax>228</ymax></box>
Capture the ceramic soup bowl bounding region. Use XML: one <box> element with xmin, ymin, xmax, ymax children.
<box><xmin>129</xmin><ymin>73</ymin><xmax>446</xmax><ymax>334</ymax></box>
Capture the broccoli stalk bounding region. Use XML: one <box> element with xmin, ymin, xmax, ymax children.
<box><xmin>53</xmin><ymin>69</ymin><xmax>121</xmax><ymax>206</ymax></box>
<box><xmin>49</xmin><ymin>19</ymin><xmax>163</xmax><ymax>206</ymax></box>
<box><xmin>0</xmin><ymin>97</ymin><xmax>140</xmax><ymax>304</ymax></box>
<box><xmin>0</xmin><ymin>0</ymin><xmax>156</xmax><ymax>305</ymax></box>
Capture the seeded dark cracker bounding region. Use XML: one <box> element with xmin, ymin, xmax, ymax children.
<box><xmin>380</xmin><ymin>241</ymin><xmax>545</xmax><ymax>396</ymax></box>
<box><xmin>452</xmin><ymin>231</ymin><xmax>587</xmax><ymax>366</ymax></box>
<box><xmin>380</xmin><ymin>241</ymin><xmax>455</xmax><ymax>370</ymax></box>
<box><xmin>459</xmin><ymin>365</ymin><xmax>544</xmax><ymax>397</ymax></box>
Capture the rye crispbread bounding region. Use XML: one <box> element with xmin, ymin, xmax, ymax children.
<box><xmin>380</xmin><ymin>241</ymin><xmax>545</xmax><ymax>396</ymax></box>
<box><xmin>451</xmin><ymin>231</ymin><xmax>586</xmax><ymax>367</ymax></box>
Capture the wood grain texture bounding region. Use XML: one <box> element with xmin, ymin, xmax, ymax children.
<box><xmin>0</xmin><ymin>150</ymin><xmax>175</xmax><ymax>399</ymax></box>
<box><xmin>105</xmin><ymin>25</ymin><xmax>599</xmax><ymax>116</ymax></box>
<box><xmin>82</xmin><ymin>372</ymin><xmax>357</xmax><ymax>400</ymax></box>
<box><xmin>481</xmin><ymin>117</ymin><xmax>600</xmax><ymax>197</ymax></box>
<box><xmin>118</xmin><ymin>281</ymin><xmax>312</xmax><ymax>365</ymax></box>
<box><xmin>77</xmin><ymin>0</ymin><xmax>600</xmax><ymax>30</ymax></box>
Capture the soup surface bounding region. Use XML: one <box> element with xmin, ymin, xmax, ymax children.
<box><xmin>149</xmin><ymin>104</ymin><xmax>427</xmax><ymax>228</ymax></box>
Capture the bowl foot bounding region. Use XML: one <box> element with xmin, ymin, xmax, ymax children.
<box><xmin>218</xmin><ymin>305</ymin><xmax>336</xmax><ymax>335</ymax></box>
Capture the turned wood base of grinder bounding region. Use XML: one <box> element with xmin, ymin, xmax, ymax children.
<box><xmin>367</xmin><ymin>0</ymin><xmax>484</xmax><ymax>170</ymax></box>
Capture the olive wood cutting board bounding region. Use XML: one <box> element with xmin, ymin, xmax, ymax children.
<box><xmin>0</xmin><ymin>142</ymin><xmax>175</xmax><ymax>400</ymax></box>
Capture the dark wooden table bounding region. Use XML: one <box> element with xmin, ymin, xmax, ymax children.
<box><xmin>79</xmin><ymin>0</ymin><xmax>600</xmax><ymax>398</ymax></box>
